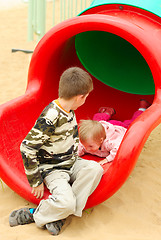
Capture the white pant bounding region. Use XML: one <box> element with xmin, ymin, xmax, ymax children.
<box><xmin>33</xmin><ymin>159</ymin><xmax>103</xmax><ymax>227</ymax></box>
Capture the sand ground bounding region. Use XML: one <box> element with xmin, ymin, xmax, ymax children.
<box><xmin>0</xmin><ymin>2</ymin><xmax>161</xmax><ymax>240</ymax></box>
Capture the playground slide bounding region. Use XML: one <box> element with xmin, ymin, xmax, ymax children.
<box><xmin>0</xmin><ymin>0</ymin><xmax>161</xmax><ymax>209</ymax></box>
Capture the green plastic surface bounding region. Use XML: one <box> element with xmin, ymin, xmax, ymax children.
<box><xmin>75</xmin><ymin>31</ymin><xmax>155</xmax><ymax>94</ymax></box>
<box><xmin>80</xmin><ymin>0</ymin><xmax>161</xmax><ymax>18</ymax></box>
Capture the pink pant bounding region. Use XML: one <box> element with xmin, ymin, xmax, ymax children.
<box><xmin>93</xmin><ymin>110</ymin><xmax>143</xmax><ymax>129</ymax></box>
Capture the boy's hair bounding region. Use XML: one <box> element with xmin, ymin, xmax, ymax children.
<box><xmin>79</xmin><ymin>120</ymin><xmax>106</xmax><ymax>144</ymax></box>
<box><xmin>59</xmin><ymin>67</ymin><xmax>93</xmax><ymax>99</ymax></box>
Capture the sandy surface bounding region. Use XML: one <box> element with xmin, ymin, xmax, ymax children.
<box><xmin>0</xmin><ymin>2</ymin><xmax>161</xmax><ymax>240</ymax></box>
<box><xmin>0</xmin><ymin>0</ymin><xmax>25</xmax><ymax>9</ymax></box>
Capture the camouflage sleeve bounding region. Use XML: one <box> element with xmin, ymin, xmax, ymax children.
<box><xmin>20</xmin><ymin>107</ymin><xmax>58</xmax><ymax>187</ymax></box>
<box><xmin>20</xmin><ymin>143</ymin><xmax>43</xmax><ymax>188</ymax></box>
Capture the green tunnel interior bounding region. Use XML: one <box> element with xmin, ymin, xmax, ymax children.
<box><xmin>75</xmin><ymin>31</ymin><xmax>155</xmax><ymax>95</ymax></box>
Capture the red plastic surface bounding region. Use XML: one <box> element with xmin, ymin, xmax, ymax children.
<box><xmin>0</xmin><ymin>8</ymin><xmax>161</xmax><ymax>208</ymax></box>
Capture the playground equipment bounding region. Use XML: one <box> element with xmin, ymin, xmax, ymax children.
<box><xmin>28</xmin><ymin>0</ymin><xmax>92</xmax><ymax>41</ymax></box>
<box><xmin>28</xmin><ymin>0</ymin><xmax>46</xmax><ymax>41</ymax></box>
<box><xmin>0</xmin><ymin>0</ymin><xmax>161</xmax><ymax>209</ymax></box>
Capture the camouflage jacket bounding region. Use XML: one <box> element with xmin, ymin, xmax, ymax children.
<box><xmin>20</xmin><ymin>100</ymin><xmax>79</xmax><ymax>188</ymax></box>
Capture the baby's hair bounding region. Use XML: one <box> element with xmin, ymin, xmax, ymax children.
<box><xmin>79</xmin><ymin>120</ymin><xmax>106</xmax><ymax>144</ymax></box>
<box><xmin>59</xmin><ymin>67</ymin><xmax>93</xmax><ymax>99</ymax></box>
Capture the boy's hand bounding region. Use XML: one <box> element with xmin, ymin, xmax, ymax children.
<box><xmin>32</xmin><ymin>182</ymin><xmax>44</xmax><ymax>199</ymax></box>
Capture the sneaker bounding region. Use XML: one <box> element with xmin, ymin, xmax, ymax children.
<box><xmin>139</xmin><ymin>99</ymin><xmax>151</xmax><ymax>109</ymax></box>
<box><xmin>98</xmin><ymin>107</ymin><xmax>116</xmax><ymax>117</ymax></box>
<box><xmin>46</xmin><ymin>219</ymin><xmax>65</xmax><ymax>235</ymax></box>
<box><xmin>9</xmin><ymin>208</ymin><xmax>34</xmax><ymax>227</ymax></box>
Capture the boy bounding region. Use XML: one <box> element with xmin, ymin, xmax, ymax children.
<box><xmin>9</xmin><ymin>67</ymin><xmax>103</xmax><ymax>235</ymax></box>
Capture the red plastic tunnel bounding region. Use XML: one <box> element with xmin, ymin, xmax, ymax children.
<box><xmin>0</xmin><ymin>3</ymin><xmax>161</xmax><ymax>208</ymax></box>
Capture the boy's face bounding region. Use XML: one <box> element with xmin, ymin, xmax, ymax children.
<box><xmin>72</xmin><ymin>94</ymin><xmax>89</xmax><ymax>110</ymax></box>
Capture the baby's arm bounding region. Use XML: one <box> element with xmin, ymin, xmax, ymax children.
<box><xmin>106</xmin><ymin>147</ymin><xmax>118</xmax><ymax>162</ymax></box>
<box><xmin>77</xmin><ymin>141</ymin><xmax>86</xmax><ymax>156</ymax></box>
<box><xmin>99</xmin><ymin>158</ymin><xmax>108</xmax><ymax>165</ymax></box>
<box><xmin>99</xmin><ymin>147</ymin><xmax>118</xmax><ymax>165</ymax></box>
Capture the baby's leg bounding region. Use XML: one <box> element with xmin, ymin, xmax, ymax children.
<box><xmin>33</xmin><ymin>170</ymin><xmax>76</xmax><ymax>228</ymax></box>
<box><xmin>93</xmin><ymin>112</ymin><xmax>111</xmax><ymax>121</ymax></box>
<box><xmin>121</xmin><ymin>110</ymin><xmax>144</xmax><ymax>128</ymax></box>
<box><xmin>109</xmin><ymin>110</ymin><xmax>144</xmax><ymax>128</ymax></box>
<box><xmin>93</xmin><ymin>107</ymin><xmax>115</xmax><ymax>121</ymax></box>
<box><xmin>108</xmin><ymin>119</ymin><xmax>128</xmax><ymax>128</ymax></box>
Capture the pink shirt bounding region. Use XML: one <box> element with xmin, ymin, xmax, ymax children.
<box><xmin>78</xmin><ymin>121</ymin><xmax>127</xmax><ymax>162</ymax></box>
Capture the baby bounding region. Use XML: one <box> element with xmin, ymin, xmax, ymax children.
<box><xmin>78</xmin><ymin>100</ymin><xmax>151</xmax><ymax>165</ymax></box>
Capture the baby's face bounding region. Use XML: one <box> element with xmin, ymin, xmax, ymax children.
<box><xmin>82</xmin><ymin>139</ymin><xmax>101</xmax><ymax>152</ymax></box>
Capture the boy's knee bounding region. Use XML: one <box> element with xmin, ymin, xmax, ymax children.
<box><xmin>88</xmin><ymin>161</ymin><xmax>103</xmax><ymax>176</ymax></box>
<box><xmin>58</xmin><ymin>194</ymin><xmax>76</xmax><ymax>215</ymax></box>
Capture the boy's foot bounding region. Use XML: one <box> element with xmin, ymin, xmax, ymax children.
<box><xmin>9</xmin><ymin>208</ymin><xmax>34</xmax><ymax>227</ymax></box>
<box><xmin>139</xmin><ymin>99</ymin><xmax>151</xmax><ymax>109</ymax></box>
<box><xmin>46</xmin><ymin>219</ymin><xmax>65</xmax><ymax>235</ymax></box>
<box><xmin>98</xmin><ymin>107</ymin><xmax>116</xmax><ymax>117</ymax></box>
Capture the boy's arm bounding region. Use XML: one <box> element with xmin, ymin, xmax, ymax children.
<box><xmin>20</xmin><ymin>140</ymin><xmax>44</xmax><ymax>188</ymax></box>
<box><xmin>20</xmin><ymin>112</ymin><xmax>57</xmax><ymax>189</ymax></box>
